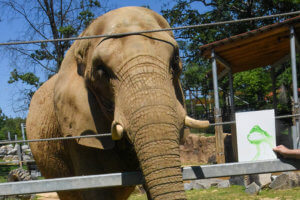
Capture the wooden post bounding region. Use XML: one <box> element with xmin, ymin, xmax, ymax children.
<box><xmin>212</xmin><ymin>49</ymin><xmax>225</xmax><ymax>163</ymax></box>
<box><xmin>15</xmin><ymin>135</ymin><xmax>22</xmax><ymax>168</ymax></box>
<box><xmin>16</xmin><ymin>144</ymin><xmax>23</xmax><ymax>168</ymax></box>
<box><xmin>228</xmin><ymin>70</ymin><xmax>238</xmax><ymax>162</ymax></box>
<box><xmin>214</xmin><ymin>108</ymin><xmax>225</xmax><ymax>163</ymax></box>
<box><xmin>271</xmin><ymin>67</ymin><xmax>278</xmax><ymax>113</ymax></box>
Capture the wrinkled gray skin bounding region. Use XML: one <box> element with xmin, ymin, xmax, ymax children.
<box><xmin>26</xmin><ymin>7</ymin><xmax>207</xmax><ymax>200</ymax></box>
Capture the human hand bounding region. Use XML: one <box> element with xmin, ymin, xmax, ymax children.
<box><xmin>272</xmin><ymin>145</ymin><xmax>291</xmax><ymax>158</ymax></box>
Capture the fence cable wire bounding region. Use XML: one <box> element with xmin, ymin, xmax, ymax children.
<box><xmin>0</xmin><ymin>114</ymin><xmax>299</xmax><ymax>145</ymax></box>
<box><xmin>0</xmin><ymin>10</ymin><xmax>299</xmax><ymax>46</ymax></box>
<box><xmin>210</xmin><ymin>113</ymin><xmax>300</xmax><ymax>126</ymax></box>
<box><xmin>0</xmin><ymin>10</ymin><xmax>299</xmax><ymax>144</ymax></box>
<box><xmin>0</xmin><ymin>133</ymin><xmax>112</xmax><ymax>145</ymax></box>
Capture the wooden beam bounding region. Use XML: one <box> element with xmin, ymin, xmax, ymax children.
<box><xmin>218</xmin><ymin>68</ymin><xmax>230</xmax><ymax>80</ymax></box>
<box><xmin>294</xmin><ymin>26</ymin><xmax>300</xmax><ymax>50</ymax></box>
<box><xmin>272</xmin><ymin>54</ymin><xmax>290</xmax><ymax>68</ymax></box>
<box><xmin>296</xmin><ymin>36</ymin><xmax>300</xmax><ymax>50</ymax></box>
<box><xmin>215</xmin><ymin>53</ymin><xmax>231</xmax><ymax>69</ymax></box>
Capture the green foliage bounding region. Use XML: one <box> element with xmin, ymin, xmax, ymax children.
<box><xmin>78</xmin><ymin>1</ymin><xmax>101</xmax><ymax>27</ymax></box>
<box><xmin>162</xmin><ymin>0</ymin><xmax>300</xmax><ymax>118</ymax></box>
<box><xmin>7</xmin><ymin>69</ymin><xmax>41</xmax><ymax>102</ymax></box>
<box><xmin>8</xmin><ymin>69</ymin><xmax>40</xmax><ymax>87</ymax></box>
<box><xmin>0</xmin><ymin>108</ymin><xmax>7</xmax><ymax>133</ymax></box>
<box><xmin>59</xmin><ymin>26</ymin><xmax>77</xmax><ymax>37</ymax></box>
<box><xmin>30</xmin><ymin>43</ymin><xmax>54</xmax><ymax>61</ymax></box>
<box><xmin>0</xmin><ymin>117</ymin><xmax>25</xmax><ymax>140</ymax></box>
<box><xmin>78</xmin><ymin>10</ymin><xmax>96</xmax><ymax>27</ymax></box>
<box><xmin>2</xmin><ymin>0</ymin><xmax>105</xmax><ymax>111</ymax></box>
<box><xmin>233</xmin><ymin>68</ymin><xmax>272</xmax><ymax>109</ymax></box>
<box><xmin>182</xmin><ymin>62</ymin><xmax>209</xmax><ymax>90</ymax></box>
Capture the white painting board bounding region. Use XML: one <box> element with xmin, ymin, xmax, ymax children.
<box><xmin>235</xmin><ymin>109</ymin><xmax>277</xmax><ymax>162</ymax></box>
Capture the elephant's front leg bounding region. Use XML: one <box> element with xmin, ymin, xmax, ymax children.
<box><xmin>67</xmin><ymin>141</ymin><xmax>136</xmax><ymax>200</ymax></box>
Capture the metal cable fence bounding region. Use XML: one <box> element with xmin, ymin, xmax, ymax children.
<box><xmin>0</xmin><ymin>159</ymin><xmax>299</xmax><ymax>196</ymax></box>
<box><xmin>0</xmin><ymin>10</ymin><xmax>299</xmax><ymax>46</ymax></box>
<box><xmin>0</xmin><ymin>10</ymin><xmax>300</xmax><ymax>197</ymax></box>
<box><xmin>0</xmin><ymin>133</ymin><xmax>112</xmax><ymax>145</ymax></box>
<box><xmin>0</xmin><ymin>113</ymin><xmax>299</xmax><ymax>146</ymax></box>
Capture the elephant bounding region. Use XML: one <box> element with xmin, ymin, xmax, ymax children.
<box><xmin>26</xmin><ymin>6</ymin><xmax>209</xmax><ymax>200</ymax></box>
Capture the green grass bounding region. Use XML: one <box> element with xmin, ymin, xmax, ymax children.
<box><xmin>128</xmin><ymin>185</ymin><xmax>300</xmax><ymax>200</ymax></box>
<box><xmin>0</xmin><ymin>175</ymin><xmax>6</xmax><ymax>183</ymax></box>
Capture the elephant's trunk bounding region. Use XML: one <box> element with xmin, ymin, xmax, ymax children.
<box><xmin>114</xmin><ymin>56</ymin><xmax>186</xmax><ymax>200</ymax></box>
<box><xmin>135</xmin><ymin>124</ymin><xmax>185</xmax><ymax>200</ymax></box>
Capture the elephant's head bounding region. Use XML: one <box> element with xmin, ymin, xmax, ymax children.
<box><xmin>55</xmin><ymin>7</ymin><xmax>208</xmax><ymax>200</ymax></box>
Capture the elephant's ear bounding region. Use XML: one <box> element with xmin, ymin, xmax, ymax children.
<box><xmin>54</xmin><ymin>66</ymin><xmax>114</xmax><ymax>150</ymax></box>
<box><xmin>172</xmin><ymin>55</ymin><xmax>185</xmax><ymax>107</ymax></box>
<box><xmin>172</xmin><ymin>58</ymin><xmax>189</xmax><ymax>144</ymax></box>
<box><xmin>74</xmin><ymin>32</ymin><xmax>92</xmax><ymax>77</ymax></box>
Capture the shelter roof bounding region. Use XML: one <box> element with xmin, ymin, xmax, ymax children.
<box><xmin>199</xmin><ymin>15</ymin><xmax>300</xmax><ymax>74</ymax></box>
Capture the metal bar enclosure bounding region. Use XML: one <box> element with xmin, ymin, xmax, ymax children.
<box><xmin>290</xmin><ymin>26</ymin><xmax>300</xmax><ymax>149</ymax></box>
<box><xmin>0</xmin><ymin>159</ymin><xmax>299</xmax><ymax>196</ymax></box>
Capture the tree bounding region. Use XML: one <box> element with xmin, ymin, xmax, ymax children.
<box><xmin>161</xmin><ymin>0</ymin><xmax>300</xmax><ymax>118</ymax></box>
<box><xmin>0</xmin><ymin>116</ymin><xmax>25</xmax><ymax>140</ymax></box>
<box><xmin>0</xmin><ymin>108</ymin><xmax>7</xmax><ymax>130</ymax></box>
<box><xmin>233</xmin><ymin>68</ymin><xmax>272</xmax><ymax>109</ymax></box>
<box><xmin>1</xmin><ymin>0</ymin><xmax>107</xmax><ymax>111</ymax></box>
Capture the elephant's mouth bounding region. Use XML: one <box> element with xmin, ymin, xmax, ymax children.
<box><xmin>88</xmin><ymin>86</ymin><xmax>115</xmax><ymax>122</ymax></box>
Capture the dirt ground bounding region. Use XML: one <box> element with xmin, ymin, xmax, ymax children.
<box><xmin>36</xmin><ymin>192</ymin><xmax>59</xmax><ymax>200</ymax></box>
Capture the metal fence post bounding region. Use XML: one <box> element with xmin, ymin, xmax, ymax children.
<box><xmin>15</xmin><ymin>134</ymin><xmax>22</xmax><ymax>168</ymax></box>
<box><xmin>7</xmin><ymin>131</ymin><xmax>11</xmax><ymax>141</ymax></box>
<box><xmin>16</xmin><ymin>143</ymin><xmax>23</xmax><ymax>168</ymax></box>
<box><xmin>21</xmin><ymin>123</ymin><xmax>26</xmax><ymax>146</ymax></box>
<box><xmin>290</xmin><ymin>26</ymin><xmax>300</xmax><ymax>149</ymax></box>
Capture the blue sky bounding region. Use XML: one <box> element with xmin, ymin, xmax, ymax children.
<box><xmin>0</xmin><ymin>0</ymin><xmax>209</xmax><ymax>118</ymax></box>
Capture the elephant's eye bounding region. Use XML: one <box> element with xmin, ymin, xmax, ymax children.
<box><xmin>171</xmin><ymin>52</ymin><xmax>181</xmax><ymax>75</ymax></box>
<box><xmin>97</xmin><ymin>65</ymin><xmax>112</xmax><ymax>79</ymax></box>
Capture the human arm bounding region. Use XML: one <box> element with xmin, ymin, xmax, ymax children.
<box><xmin>273</xmin><ymin>145</ymin><xmax>300</xmax><ymax>159</ymax></box>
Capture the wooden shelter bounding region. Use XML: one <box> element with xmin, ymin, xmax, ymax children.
<box><xmin>198</xmin><ymin>15</ymin><xmax>300</xmax><ymax>163</ymax></box>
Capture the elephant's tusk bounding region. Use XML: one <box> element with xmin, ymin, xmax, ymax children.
<box><xmin>111</xmin><ymin>123</ymin><xmax>124</xmax><ymax>140</ymax></box>
<box><xmin>185</xmin><ymin>116</ymin><xmax>210</xmax><ymax>129</ymax></box>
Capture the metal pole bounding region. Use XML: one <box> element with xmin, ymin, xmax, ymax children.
<box><xmin>290</xmin><ymin>26</ymin><xmax>300</xmax><ymax>149</ymax></box>
<box><xmin>21</xmin><ymin>123</ymin><xmax>26</xmax><ymax>145</ymax></box>
<box><xmin>212</xmin><ymin>50</ymin><xmax>220</xmax><ymax>109</ymax></box>
<box><xmin>7</xmin><ymin>131</ymin><xmax>11</xmax><ymax>141</ymax></box>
